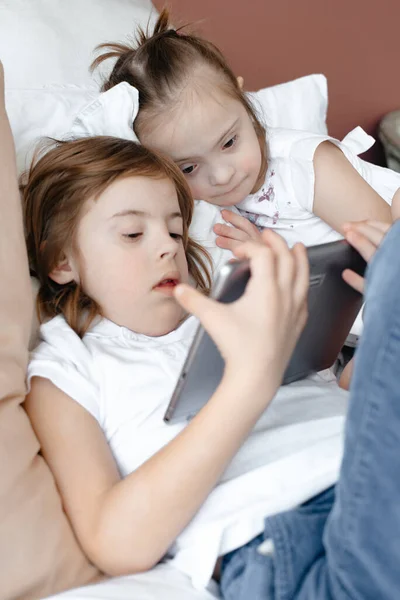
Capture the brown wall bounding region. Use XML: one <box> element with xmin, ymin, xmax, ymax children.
<box><xmin>153</xmin><ymin>0</ymin><xmax>400</xmax><ymax>165</ymax></box>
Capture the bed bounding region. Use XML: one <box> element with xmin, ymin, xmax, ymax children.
<box><xmin>1</xmin><ymin>1</ymin><xmax>398</xmax><ymax>599</ymax></box>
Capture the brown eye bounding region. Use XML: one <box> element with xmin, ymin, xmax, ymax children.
<box><xmin>123</xmin><ymin>233</ymin><xmax>142</xmax><ymax>239</ymax></box>
<box><xmin>223</xmin><ymin>135</ymin><xmax>237</xmax><ymax>149</ymax></box>
<box><xmin>181</xmin><ymin>164</ymin><xmax>197</xmax><ymax>175</ymax></box>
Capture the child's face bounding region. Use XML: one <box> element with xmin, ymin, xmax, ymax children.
<box><xmin>69</xmin><ymin>176</ymin><xmax>189</xmax><ymax>336</ymax></box>
<box><xmin>139</xmin><ymin>86</ymin><xmax>262</xmax><ymax>207</ymax></box>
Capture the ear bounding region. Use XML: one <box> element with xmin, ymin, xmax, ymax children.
<box><xmin>237</xmin><ymin>76</ymin><xmax>244</xmax><ymax>90</ymax></box>
<box><xmin>49</xmin><ymin>256</ymin><xmax>76</xmax><ymax>285</ymax></box>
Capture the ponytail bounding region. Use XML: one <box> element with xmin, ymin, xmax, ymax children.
<box><xmin>91</xmin><ymin>7</ymin><xmax>267</xmax><ymax>179</ymax></box>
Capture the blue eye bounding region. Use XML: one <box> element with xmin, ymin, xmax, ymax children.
<box><xmin>223</xmin><ymin>135</ymin><xmax>237</xmax><ymax>149</ymax></box>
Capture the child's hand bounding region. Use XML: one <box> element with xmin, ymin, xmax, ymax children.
<box><xmin>343</xmin><ymin>190</ymin><xmax>400</xmax><ymax>293</ymax></box>
<box><xmin>343</xmin><ymin>220</ymin><xmax>390</xmax><ymax>294</ymax></box>
<box><xmin>213</xmin><ymin>210</ymin><xmax>262</xmax><ymax>252</ymax></box>
<box><xmin>174</xmin><ymin>230</ymin><xmax>309</xmax><ymax>392</ymax></box>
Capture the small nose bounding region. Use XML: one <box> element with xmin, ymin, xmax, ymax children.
<box><xmin>209</xmin><ymin>162</ymin><xmax>235</xmax><ymax>187</ymax></box>
<box><xmin>158</xmin><ymin>230</ymin><xmax>179</xmax><ymax>260</ymax></box>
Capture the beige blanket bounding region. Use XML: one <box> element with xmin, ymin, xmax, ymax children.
<box><xmin>0</xmin><ymin>61</ymin><xmax>99</xmax><ymax>600</ymax></box>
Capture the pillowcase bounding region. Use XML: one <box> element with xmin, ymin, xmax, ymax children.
<box><xmin>0</xmin><ymin>0</ymin><xmax>157</xmax><ymax>89</ymax></box>
<box><xmin>5</xmin><ymin>86</ymin><xmax>96</xmax><ymax>172</ymax></box>
<box><xmin>248</xmin><ymin>73</ymin><xmax>328</xmax><ymax>135</ymax></box>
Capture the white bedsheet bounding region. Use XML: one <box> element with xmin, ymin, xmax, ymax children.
<box><xmin>48</xmin><ymin>563</ymin><xmax>219</xmax><ymax>600</ymax></box>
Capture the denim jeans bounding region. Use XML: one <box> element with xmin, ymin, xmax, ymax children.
<box><xmin>220</xmin><ymin>220</ymin><xmax>400</xmax><ymax>600</ymax></box>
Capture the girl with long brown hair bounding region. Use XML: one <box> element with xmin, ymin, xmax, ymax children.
<box><xmin>22</xmin><ymin>133</ymin><xmax>400</xmax><ymax>600</ymax></box>
<box><xmin>23</xmin><ymin>134</ymin><xmax>311</xmax><ymax>592</ymax></box>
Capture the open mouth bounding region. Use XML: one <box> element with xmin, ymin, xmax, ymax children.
<box><xmin>153</xmin><ymin>274</ymin><xmax>181</xmax><ymax>295</ymax></box>
<box><xmin>155</xmin><ymin>278</ymin><xmax>179</xmax><ymax>289</ymax></box>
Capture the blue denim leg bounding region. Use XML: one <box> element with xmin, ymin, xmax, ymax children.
<box><xmin>221</xmin><ymin>221</ymin><xmax>400</xmax><ymax>600</ymax></box>
<box><xmin>296</xmin><ymin>220</ymin><xmax>400</xmax><ymax>599</ymax></box>
<box><xmin>220</xmin><ymin>487</ymin><xmax>335</xmax><ymax>600</ymax></box>
<box><xmin>220</xmin><ymin>533</ymin><xmax>275</xmax><ymax>600</ymax></box>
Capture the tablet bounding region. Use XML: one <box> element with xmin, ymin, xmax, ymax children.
<box><xmin>164</xmin><ymin>239</ymin><xmax>366</xmax><ymax>424</ymax></box>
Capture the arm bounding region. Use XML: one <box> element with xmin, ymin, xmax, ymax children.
<box><xmin>27</xmin><ymin>372</ymin><xmax>282</xmax><ymax>575</ymax></box>
<box><xmin>0</xmin><ymin>61</ymin><xmax>33</xmax><ymax>398</ymax></box>
<box><xmin>313</xmin><ymin>141</ymin><xmax>392</xmax><ymax>235</ymax></box>
<box><xmin>26</xmin><ymin>232</ymin><xmax>309</xmax><ymax>577</ymax></box>
<box><xmin>339</xmin><ymin>358</ymin><xmax>354</xmax><ymax>391</ymax></box>
<box><xmin>214</xmin><ymin>141</ymin><xmax>393</xmax><ymax>252</ymax></box>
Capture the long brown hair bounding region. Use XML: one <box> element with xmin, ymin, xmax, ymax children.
<box><xmin>22</xmin><ymin>136</ymin><xmax>212</xmax><ymax>337</ymax></box>
<box><xmin>91</xmin><ymin>7</ymin><xmax>267</xmax><ymax>190</ymax></box>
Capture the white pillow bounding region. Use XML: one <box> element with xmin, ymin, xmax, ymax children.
<box><xmin>249</xmin><ymin>74</ymin><xmax>328</xmax><ymax>135</ymax></box>
<box><xmin>0</xmin><ymin>2</ymin><xmax>328</xmax><ymax>170</ymax></box>
<box><xmin>0</xmin><ymin>0</ymin><xmax>157</xmax><ymax>89</ymax></box>
<box><xmin>5</xmin><ymin>86</ymin><xmax>96</xmax><ymax>172</ymax></box>
<box><xmin>1</xmin><ymin>0</ymin><xmax>157</xmax><ymax>170</ymax></box>
<box><xmin>6</xmin><ymin>76</ymin><xmax>328</xmax><ymax>174</ymax></box>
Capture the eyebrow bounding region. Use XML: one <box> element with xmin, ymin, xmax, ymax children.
<box><xmin>111</xmin><ymin>209</ymin><xmax>183</xmax><ymax>220</ymax></box>
<box><xmin>176</xmin><ymin>117</ymin><xmax>240</xmax><ymax>163</ymax></box>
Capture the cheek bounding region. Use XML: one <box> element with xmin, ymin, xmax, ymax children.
<box><xmin>77</xmin><ymin>242</ymin><xmax>130</xmax><ymax>296</ymax></box>
<box><xmin>79</xmin><ymin>253</ymin><xmax>114</xmax><ymax>299</ymax></box>
<box><xmin>84</xmin><ymin>253</ymin><xmax>148</xmax><ymax>313</ymax></box>
<box><xmin>178</xmin><ymin>247</ymin><xmax>189</xmax><ymax>283</ymax></box>
<box><xmin>241</xmin><ymin>139</ymin><xmax>262</xmax><ymax>173</ymax></box>
<box><xmin>186</xmin><ymin>176</ymin><xmax>209</xmax><ymax>199</ymax></box>
<box><xmin>101</xmin><ymin>251</ymin><xmax>145</xmax><ymax>293</ymax></box>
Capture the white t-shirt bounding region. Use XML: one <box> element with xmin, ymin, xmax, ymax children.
<box><xmin>28</xmin><ymin>314</ymin><xmax>348</xmax><ymax>588</ymax></box>
<box><xmin>190</xmin><ymin>127</ymin><xmax>400</xmax><ymax>266</ymax></box>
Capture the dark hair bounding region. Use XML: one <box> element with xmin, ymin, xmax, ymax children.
<box><xmin>22</xmin><ymin>136</ymin><xmax>212</xmax><ymax>337</ymax></box>
<box><xmin>91</xmin><ymin>7</ymin><xmax>267</xmax><ymax>190</ymax></box>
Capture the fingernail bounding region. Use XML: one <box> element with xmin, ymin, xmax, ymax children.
<box><xmin>174</xmin><ymin>284</ymin><xmax>185</xmax><ymax>297</ymax></box>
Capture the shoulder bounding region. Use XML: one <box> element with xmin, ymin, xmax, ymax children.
<box><xmin>262</xmin><ymin>128</ymin><xmax>334</xmax><ymax>214</ymax></box>
<box><xmin>28</xmin><ymin>315</ymin><xmax>102</xmax><ymax>421</ymax></box>
<box><xmin>266</xmin><ymin>126</ymin><xmax>333</xmax><ymax>162</ymax></box>
<box><xmin>265</xmin><ymin>127</ymin><xmax>366</xmax><ymax>208</ymax></box>
<box><xmin>32</xmin><ymin>314</ymin><xmax>92</xmax><ymax>366</ymax></box>
<box><xmin>313</xmin><ymin>139</ymin><xmax>344</xmax><ymax>171</ymax></box>
<box><xmin>38</xmin><ymin>313</ymin><xmax>80</xmax><ymax>340</ymax></box>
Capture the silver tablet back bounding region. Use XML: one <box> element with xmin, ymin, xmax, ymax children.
<box><xmin>164</xmin><ymin>240</ymin><xmax>366</xmax><ymax>423</ymax></box>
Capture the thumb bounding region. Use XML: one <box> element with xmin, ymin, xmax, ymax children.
<box><xmin>174</xmin><ymin>284</ymin><xmax>221</xmax><ymax>329</ymax></box>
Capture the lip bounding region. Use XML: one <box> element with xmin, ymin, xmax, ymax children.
<box><xmin>153</xmin><ymin>271</ymin><xmax>181</xmax><ymax>296</ymax></box>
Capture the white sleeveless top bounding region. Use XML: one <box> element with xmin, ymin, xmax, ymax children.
<box><xmin>189</xmin><ymin>126</ymin><xmax>399</xmax><ymax>275</ymax></box>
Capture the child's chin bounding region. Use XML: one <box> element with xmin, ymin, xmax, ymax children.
<box><xmin>150</xmin><ymin>310</ymin><xmax>187</xmax><ymax>337</ymax></box>
<box><xmin>209</xmin><ymin>180</ymin><xmax>254</xmax><ymax>207</ymax></box>
<box><xmin>209</xmin><ymin>195</ymin><xmax>240</xmax><ymax>208</ymax></box>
